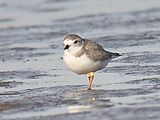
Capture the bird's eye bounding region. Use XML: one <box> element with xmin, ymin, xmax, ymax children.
<box><xmin>74</xmin><ymin>41</ymin><xmax>78</xmax><ymax>44</ymax></box>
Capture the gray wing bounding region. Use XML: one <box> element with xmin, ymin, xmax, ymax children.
<box><xmin>83</xmin><ymin>39</ymin><xmax>113</xmax><ymax>61</ymax></box>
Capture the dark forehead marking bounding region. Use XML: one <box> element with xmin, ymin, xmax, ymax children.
<box><xmin>64</xmin><ymin>34</ymin><xmax>81</xmax><ymax>41</ymax></box>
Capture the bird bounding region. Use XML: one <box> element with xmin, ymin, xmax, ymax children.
<box><xmin>63</xmin><ymin>34</ymin><xmax>121</xmax><ymax>90</ymax></box>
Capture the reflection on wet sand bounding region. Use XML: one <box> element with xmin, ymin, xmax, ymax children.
<box><xmin>0</xmin><ymin>103</ymin><xmax>20</xmax><ymax>111</ymax></box>
<box><xmin>68</xmin><ymin>105</ymin><xmax>92</xmax><ymax>113</ymax></box>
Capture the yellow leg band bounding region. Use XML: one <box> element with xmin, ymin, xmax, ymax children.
<box><xmin>87</xmin><ymin>72</ymin><xmax>94</xmax><ymax>78</ymax></box>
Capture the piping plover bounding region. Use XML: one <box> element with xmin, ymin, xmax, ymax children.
<box><xmin>63</xmin><ymin>34</ymin><xmax>121</xmax><ymax>90</ymax></box>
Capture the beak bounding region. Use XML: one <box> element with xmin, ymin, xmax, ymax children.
<box><xmin>64</xmin><ymin>45</ymin><xmax>70</xmax><ymax>50</ymax></box>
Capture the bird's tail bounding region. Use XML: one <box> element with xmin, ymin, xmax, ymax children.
<box><xmin>111</xmin><ymin>52</ymin><xmax>121</xmax><ymax>59</ymax></box>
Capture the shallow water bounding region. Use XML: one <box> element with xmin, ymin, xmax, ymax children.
<box><xmin>0</xmin><ymin>0</ymin><xmax>160</xmax><ymax>120</ymax></box>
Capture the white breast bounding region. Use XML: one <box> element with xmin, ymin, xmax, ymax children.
<box><xmin>63</xmin><ymin>53</ymin><xmax>110</xmax><ymax>74</ymax></box>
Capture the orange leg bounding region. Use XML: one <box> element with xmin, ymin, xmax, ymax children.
<box><xmin>87</xmin><ymin>72</ymin><xmax>94</xmax><ymax>90</ymax></box>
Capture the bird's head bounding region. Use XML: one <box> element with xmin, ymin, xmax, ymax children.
<box><xmin>63</xmin><ymin>34</ymin><xmax>84</xmax><ymax>54</ymax></box>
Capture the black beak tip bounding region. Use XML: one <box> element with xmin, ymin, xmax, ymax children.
<box><xmin>64</xmin><ymin>45</ymin><xmax>70</xmax><ymax>50</ymax></box>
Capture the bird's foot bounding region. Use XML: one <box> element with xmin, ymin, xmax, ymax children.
<box><xmin>87</xmin><ymin>87</ymin><xmax>93</xmax><ymax>91</ymax></box>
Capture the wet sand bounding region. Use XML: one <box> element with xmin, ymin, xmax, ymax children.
<box><xmin>0</xmin><ymin>0</ymin><xmax>160</xmax><ymax>120</ymax></box>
